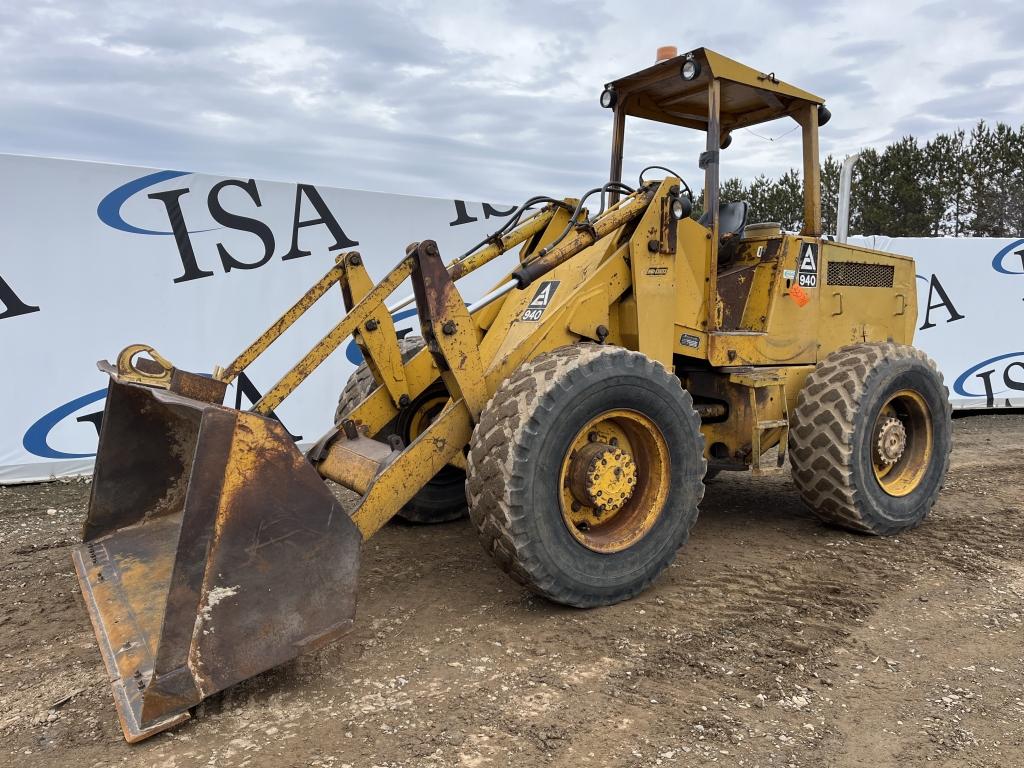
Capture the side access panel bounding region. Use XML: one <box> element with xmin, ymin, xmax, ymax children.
<box><xmin>817</xmin><ymin>241</ymin><xmax>917</xmax><ymax>354</ymax></box>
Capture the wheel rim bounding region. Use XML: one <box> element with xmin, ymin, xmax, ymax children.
<box><xmin>558</xmin><ymin>409</ymin><xmax>670</xmax><ymax>553</ymax></box>
<box><xmin>870</xmin><ymin>389</ymin><xmax>932</xmax><ymax>497</ymax></box>
<box><xmin>396</xmin><ymin>387</ymin><xmax>463</xmax><ymax>486</ymax></box>
<box><xmin>406</xmin><ymin>395</ymin><xmax>449</xmax><ymax>441</ymax></box>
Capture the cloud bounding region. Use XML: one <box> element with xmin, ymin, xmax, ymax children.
<box><xmin>0</xmin><ymin>0</ymin><xmax>1021</xmax><ymax>204</ymax></box>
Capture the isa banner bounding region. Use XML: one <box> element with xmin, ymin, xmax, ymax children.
<box><xmin>853</xmin><ymin>235</ymin><xmax>1024</xmax><ymax>412</ymax></box>
<box><xmin>1</xmin><ymin>154</ymin><xmax>1021</xmax><ymax>483</ymax></box>
<box><xmin>0</xmin><ymin>154</ymin><xmax>518</xmax><ymax>483</ymax></box>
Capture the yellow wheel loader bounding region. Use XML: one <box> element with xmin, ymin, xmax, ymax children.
<box><xmin>72</xmin><ymin>47</ymin><xmax>952</xmax><ymax>742</ymax></box>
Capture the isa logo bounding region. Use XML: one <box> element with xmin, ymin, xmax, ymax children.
<box><xmin>954</xmin><ymin>352</ymin><xmax>1024</xmax><ymax>407</ymax></box>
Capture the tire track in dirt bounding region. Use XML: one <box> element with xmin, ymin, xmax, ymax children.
<box><xmin>0</xmin><ymin>414</ymin><xmax>1022</xmax><ymax>767</ymax></box>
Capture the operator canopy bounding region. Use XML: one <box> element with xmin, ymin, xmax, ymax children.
<box><xmin>603</xmin><ymin>47</ymin><xmax>826</xmax><ymax>133</ymax></box>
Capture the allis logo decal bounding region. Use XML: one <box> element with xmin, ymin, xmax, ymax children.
<box><xmin>521</xmin><ymin>281</ymin><xmax>559</xmax><ymax>322</ymax></box>
<box><xmin>797</xmin><ymin>243</ymin><xmax>818</xmax><ymax>288</ymax></box>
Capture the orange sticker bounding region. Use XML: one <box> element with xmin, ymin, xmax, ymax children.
<box><xmin>789</xmin><ymin>284</ymin><xmax>810</xmax><ymax>307</ymax></box>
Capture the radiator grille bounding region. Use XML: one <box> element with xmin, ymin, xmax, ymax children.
<box><xmin>826</xmin><ymin>261</ymin><xmax>894</xmax><ymax>288</ymax></box>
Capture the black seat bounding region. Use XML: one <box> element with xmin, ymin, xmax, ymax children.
<box><xmin>699</xmin><ymin>201</ymin><xmax>749</xmax><ymax>267</ymax></box>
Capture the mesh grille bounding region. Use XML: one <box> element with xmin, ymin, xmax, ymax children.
<box><xmin>826</xmin><ymin>261</ymin><xmax>894</xmax><ymax>288</ymax></box>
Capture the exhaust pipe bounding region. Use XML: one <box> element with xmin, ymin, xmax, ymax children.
<box><xmin>836</xmin><ymin>152</ymin><xmax>861</xmax><ymax>243</ymax></box>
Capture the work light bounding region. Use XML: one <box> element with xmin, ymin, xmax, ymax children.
<box><xmin>670</xmin><ymin>193</ymin><xmax>692</xmax><ymax>220</ymax></box>
<box><xmin>600</xmin><ymin>87</ymin><xmax>617</xmax><ymax>109</ymax></box>
<box><xmin>680</xmin><ymin>58</ymin><xmax>701</xmax><ymax>81</ymax></box>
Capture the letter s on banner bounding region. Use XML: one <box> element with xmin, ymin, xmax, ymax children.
<box><xmin>953</xmin><ymin>352</ymin><xmax>1024</xmax><ymax>408</ymax></box>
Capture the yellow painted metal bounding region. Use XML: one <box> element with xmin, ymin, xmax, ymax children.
<box><xmin>480</xmin><ymin>242</ymin><xmax>631</xmax><ymax>390</ymax></box>
<box><xmin>567</xmin><ymin>443</ymin><xmax>638</xmax><ymax>514</ymax></box>
<box><xmin>340</xmin><ymin>345</ymin><xmax>438</xmax><ymax>434</ymax></box>
<box><xmin>510</xmin><ymin>189</ymin><xmax>652</xmax><ymax>284</ymax></box>
<box><xmin>557</xmin><ymin>409</ymin><xmax>670</xmax><ymax>554</ymax></box>
<box><xmin>252</xmin><ymin>260</ymin><xmax>415</xmax><ymax>415</ymax></box>
<box><xmin>686</xmin><ymin>365</ymin><xmax>814</xmax><ymax>467</ymax></box>
<box><xmin>671</xmin><ymin>217</ymin><xmax>712</xmax><ymax>347</ymax></box>
<box><xmin>817</xmin><ymin>240</ymin><xmax>918</xmax><ymax>350</ymax></box>
<box><xmin>449</xmin><ymin>206</ymin><xmax>556</xmax><ymax>281</ymax></box>
<box><xmin>871</xmin><ymin>389</ymin><xmax>933</xmax><ymax>497</ymax></box>
<box><xmin>628</xmin><ymin>178</ymin><xmax>679</xmax><ymax>367</ymax></box>
<box><xmin>701</xmin><ymin>49</ymin><xmax>823</xmax><ymax>104</ymax></box>
<box><xmin>347</xmin><ymin>399</ymin><xmax>473</xmax><ymax>539</ymax></box>
<box><xmin>316</xmin><ymin>434</ymin><xmax>394</xmax><ymax>495</ymax></box>
<box><xmin>217</xmin><ymin>205</ymin><xmax>558</xmax><ymax>413</ymax></box>
<box><xmin>339</xmin><ymin>253</ymin><xmax>409</xmax><ymax>406</ymax></box>
<box><xmin>79</xmin><ymin>48</ymin><xmax>943</xmax><ymax>749</ymax></box>
<box><xmin>606</xmin><ymin>48</ymin><xmax>823</xmax><ymax>136</ymax></box>
<box><xmin>217</xmin><ymin>263</ymin><xmax>344</xmax><ymax>383</ymax></box>
<box><xmin>795</xmin><ymin>103</ymin><xmax>823</xmax><ymax>237</ymax></box>
<box><xmin>115</xmin><ymin>344</ymin><xmax>175</xmax><ymax>388</ymax></box>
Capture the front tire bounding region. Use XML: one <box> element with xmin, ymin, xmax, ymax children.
<box><xmin>466</xmin><ymin>345</ymin><xmax>706</xmax><ymax>607</ymax></box>
<box><xmin>789</xmin><ymin>342</ymin><xmax>952</xmax><ymax>535</ymax></box>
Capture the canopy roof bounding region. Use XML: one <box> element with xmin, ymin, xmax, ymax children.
<box><xmin>606</xmin><ymin>47</ymin><xmax>824</xmax><ymax>133</ymax></box>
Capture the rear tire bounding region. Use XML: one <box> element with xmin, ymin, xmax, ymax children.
<box><xmin>789</xmin><ymin>342</ymin><xmax>951</xmax><ymax>535</ymax></box>
<box><xmin>336</xmin><ymin>336</ymin><xmax>467</xmax><ymax>524</ymax></box>
<box><xmin>466</xmin><ymin>345</ymin><xmax>705</xmax><ymax>607</ymax></box>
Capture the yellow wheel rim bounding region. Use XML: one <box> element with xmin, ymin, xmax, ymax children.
<box><xmin>870</xmin><ymin>389</ymin><xmax>932</xmax><ymax>497</ymax></box>
<box><xmin>558</xmin><ymin>409</ymin><xmax>670</xmax><ymax>553</ymax></box>
<box><xmin>406</xmin><ymin>395</ymin><xmax>448</xmax><ymax>441</ymax></box>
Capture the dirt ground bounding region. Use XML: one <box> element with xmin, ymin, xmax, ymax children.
<box><xmin>1</xmin><ymin>413</ymin><xmax>1022</xmax><ymax>768</ymax></box>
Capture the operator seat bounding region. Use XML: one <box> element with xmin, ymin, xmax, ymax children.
<box><xmin>699</xmin><ymin>201</ymin><xmax>749</xmax><ymax>268</ymax></box>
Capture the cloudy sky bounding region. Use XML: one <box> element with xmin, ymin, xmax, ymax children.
<box><xmin>1</xmin><ymin>0</ymin><xmax>1022</xmax><ymax>203</ymax></box>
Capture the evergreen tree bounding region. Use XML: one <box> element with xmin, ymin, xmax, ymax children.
<box><xmin>770</xmin><ymin>169</ymin><xmax>805</xmax><ymax>231</ymax></box>
<box><xmin>683</xmin><ymin>119</ymin><xmax>1024</xmax><ymax>237</ymax></box>
<box><xmin>923</xmin><ymin>129</ymin><xmax>969</xmax><ymax>236</ymax></box>
<box><xmin>821</xmin><ymin>155</ymin><xmax>841</xmax><ymax>235</ymax></box>
<box><xmin>882</xmin><ymin>137</ymin><xmax>930</xmax><ymax>236</ymax></box>
<box><xmin>746</xmin><ymin>174</ymin><xmax>776</xmax><ymax>224</ymax></box>
<box><xmin>850</xmin><ymin>148</ymin><xmax>887</xmax><ymax>234</ymax></box>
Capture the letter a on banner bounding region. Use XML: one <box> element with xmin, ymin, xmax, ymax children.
<box><xmin>0</xmin><ymin>272</ymin><xmax>40</xmax><ymax>320</ymax></box>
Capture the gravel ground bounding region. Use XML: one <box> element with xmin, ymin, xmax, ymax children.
<box><xmin>0</xmin><ymin>412</ymin><xmax>1022</xmax><ymax>768</ymax></box>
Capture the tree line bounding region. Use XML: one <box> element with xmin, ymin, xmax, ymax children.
<box><xmin>694</xmin><ymin>120</ymin><xmax>1024</xmax><ymax>238</ymax></box>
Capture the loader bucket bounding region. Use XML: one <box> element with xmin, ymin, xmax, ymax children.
<box><xmin>72</xmin><ymin>376</ymin><xmax>362</xmax><ymax>742</ymax></box>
